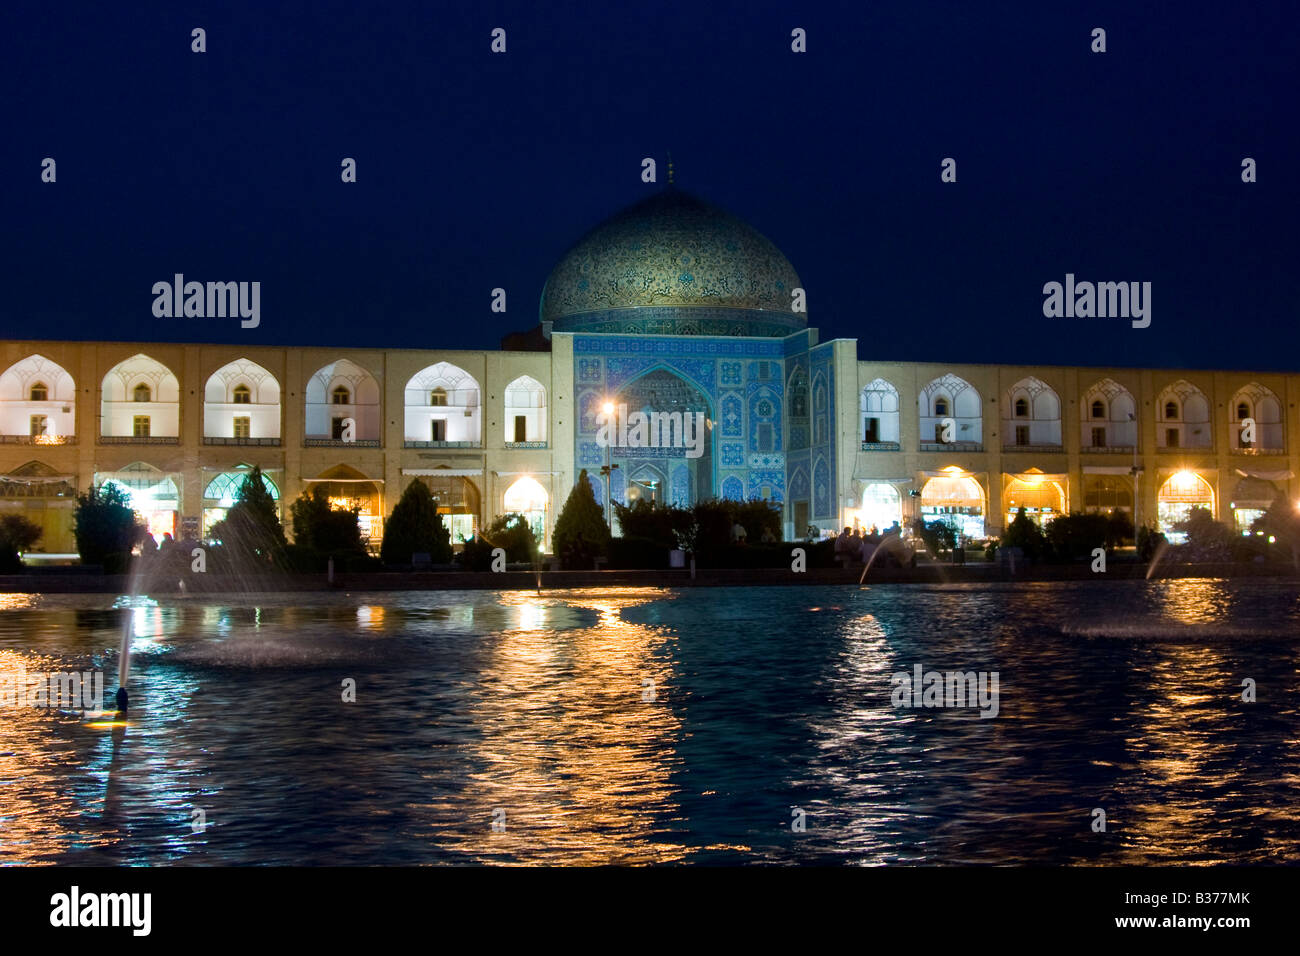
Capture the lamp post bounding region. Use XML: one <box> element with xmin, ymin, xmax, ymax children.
<box><xmin>1129</xmin><ymin>412</ymin><xmax>1141</xmax><ymax>531</ymax></box>
<box><xmin>600</xmin><ymin>401</ymin><xmax>618</xmax><ymax>533</ymax></box>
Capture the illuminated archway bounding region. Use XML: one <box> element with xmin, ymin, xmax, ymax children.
<box><xmin>97</xmin><ymin>462</ymin><xmax>179</xmax><ymax>541</ymax></box>
<box><xmin>503</xmin><ymin>476</ymin><xmax>549</xmax><ymax>546</ymax></box>
<box><xmin>859</xmin><ymin>483</ymin><xmax>902</xmax><ymax>533</ymax></box>
<box><xmin>919</xmin><ymin>470</ymin><xmax>985</xmax><ymax>538</ymax></box>
<box><xmin>1003</xmin><ymin>474</ymin><xmax>1066</xmax><ymax>527</ymax></box>
<box><xmin>1157</xmin><ymin>471</ymin><xmax>1214</xmax><ymax>541</ymax></box>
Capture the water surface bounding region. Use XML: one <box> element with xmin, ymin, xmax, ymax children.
<box><xmin>1</xmin><ymin>580</ymin><xmax>1297</xmax><ymax>865</ymax></box>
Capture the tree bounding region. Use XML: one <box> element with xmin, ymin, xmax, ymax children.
<box><xmin>290</xmin><ymin>486</ymin><xmax>365</xmax><ymax>556</ymax></box>
<box><xmin>208</xmin><ymin>465</ymin><xmax>287</xmax><ymax>566</ymax></box>
<box><xmin>552</xmin><ymin>469</ymin><xmax>610</xmax><ymax>568</ymax></box>
<box><xmin>1002</xmin><ymin>507</ymin><xmax>1044</xmax><ymax>561</ymax></box>
<box><xmin>73</xmin><ymin>483</ymin><xmax>144</xmax><ymax>568</ymax></box>
<box><xmin>0</xmin><ymin>514</ymin><xmax>42</xmax><ymax>573</ymax></box>
<box><xmin>381</xmin><ymin>479</ymin><xmax>451</xmax><ymax>565</ymax></box>
<box><xmin>910</xmin><ymin>515</ymin><xmax>956</xmax><ymax>559</ymax></box>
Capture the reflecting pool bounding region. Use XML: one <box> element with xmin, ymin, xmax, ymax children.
<box><xmin>1</xmin><ymin>580</ymin><xmax>1298</xmax><ymax>865</ymax></box>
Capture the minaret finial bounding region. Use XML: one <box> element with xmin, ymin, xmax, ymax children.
<box><xmin>667</xmin><ymin>151</ymin><xmax>675</xmax><ymax>185</ymax></box>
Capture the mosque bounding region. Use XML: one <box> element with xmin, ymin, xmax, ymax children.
<box><xmin>0</xmin><ymin>184</ymin><xmax>1293</xmax><ymax>556</ymax></box>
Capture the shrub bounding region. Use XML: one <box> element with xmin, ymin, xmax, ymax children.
<box><xmin>291</xmin><ymin>486</ymin><xmax>365</xmax><ymax>557</ymax></box>
<box><xmin>456</xmin><ymin>513</ymin><xmax>538</xmax><ymax>569</ymax></box>
<box><xmin>380</xmin><ymin>479</ymin><xmax>451</xmax><ymax>566</ymax></box>
<box><xmin>1136</xmin><ymin>524</ymin><xmax>1167</xmax><ymax>562</ymax></box>
<box><xmin>910</xmin><ymin>516</ymin><xmax>956</xmax><ymax>559</ymax></box>
<box><xmin>1043</xmin><ymin>512</ymin><xmax>1110</xmax><ymax>562</ymax></box>
<box><xmin>0</xmin><ymin>514</ymin><xmax>42</xmax><ymax>573</ymax></box>
<box><xmin>1105</xmin><ymin>508</ymin><xmax>1135</xmax><ymax>548</ymax></box>
<box><xmin>1002</xmin><ymin>507</ymin><xmax>1044</xmax><ymax>561</ymax></box>
<box><xmin>1172</xmin><ymin>506</ymin><xmax>1234</xmax><ymax>561</ymax></box>
<box><xmin>553</xmin><ymin>469</ymin><xmax>611</xmax><ymax>568</ymax></box>
<box><xmin>73</xmin><ymin>483</ymin><xmax>144</xmax><ymax>568</ymax></box>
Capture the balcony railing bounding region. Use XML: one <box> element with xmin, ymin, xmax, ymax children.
<box><xmin>203</xmin><ymin>437</ymin><xmax>282</xmax><ymax>446</ymax></box>
<box><xmin>1001</xmin><ymin>443</ymin><xmax>1064</xmax><ymax>453</ymax></box>
<box><xmin>919</xmin><ymin>441</ymin><xmax>983</xmax><ymax>452</ymax></box>
<box><xmin>505</xmin><ymin>441</ymin><xmax>548</xmax><ymax>449</ymax></box>
<box><xmin>1082</xmin><ymin>445</ymin><xmax>1135</xmax><ymax>454</ymax></box>
<box><xmin>0</xmin><ymin>434</ymin><xmax>77</xmax><ymax>445</ymax></box>
<box><xmin>304</xmin><ymin>438</ymin><xmax>382</xmax><ymax>448</ymax></box>
<box><xmin>403</xmin><ymin>440</ymin><xmax>480</xmax><ymax>449</ymax></box>
<box><xmin>860</xmin><ymin>441</ymin><xmax>901</xmax><ymax>451</ymax></box>
<box><xmin>98</xmin><ymin>435</ymin><xmax>180</xmax><ymax>445</ymax></box>
<box><xmin>1232</xmin><ymin>445</ymin><xmax>1285</xmax><ymax>456</ymax></box>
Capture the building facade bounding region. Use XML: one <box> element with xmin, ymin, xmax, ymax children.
<box><xmin>1</xmin><ymin>189</ymin><xmax>1293</xmax><ymax>554</ymax></box>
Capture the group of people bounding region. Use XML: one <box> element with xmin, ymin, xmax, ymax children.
<box><xmin>730</xmin><ymin>522</ymin><xmax>778</xmax><ymax>545</ymax></box>
<box><xmin>833</xmin><ymin>522</ymin><xmax>902</xmax><ymax>567</ymax></box>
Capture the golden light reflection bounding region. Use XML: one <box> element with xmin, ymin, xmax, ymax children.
<box><xmin>427</xmin><ymin>587</ymin><xmax>690</xmax><ymax>864</ymax></box>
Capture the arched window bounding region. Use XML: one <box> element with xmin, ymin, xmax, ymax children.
<box><xmin>934</xmin><ymin>398</ymin><xmax>949</xmax><ymax>417</ymax></box>
<box><xmin>1164</xmin><ymin>400</ymin><xmax>1178</xmax><ymax>420</ymax></box>
<box><xmin>29</xmin><ymin>383</ymin><xmax>47</xmax><ymax>402</ymax></box>
<box><xmin>232</xmin><ymin>384</ymin><xmax>252</xmax><ymax>404</ymax></box>
<box><xmin>332</xmin><ymin>386</ymin><xmax>351</xmax><ymax>405</ymax></box>
<box><xmin>1014</xmin><ymin>397</ymin><xmax>1029</xmax><ymax>418</ymax></box>
<box><xmin>430</xmin><ymin>387</ymin><xmax>448</xmax><ymax>407</ymax></box>
<box><xmin>1091</xmin><ymin>399</ymin><xmax>1105</xmax><ymax>419</ymax></box>
<box><xmin>133</xmin><ymin>383</ymin><xmax>151</xmax><ymax>402</ymax></box>
<box><xmin>1236</xmin><ymin>401</ymin><xmax>1250</xmax><ymax>420</ymax></box>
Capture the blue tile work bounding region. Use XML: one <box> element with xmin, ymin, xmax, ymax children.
<box><xmin>571</xmin><ymin>333</ymin><xmax>805</xmax><ymax>509</ymax></box>
<box><xmin>721</xmin><ymin>475</ymin><xmax>744</xmax><ymax>501</ymax></box>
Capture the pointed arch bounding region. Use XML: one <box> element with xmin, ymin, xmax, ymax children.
<box><xmin>101</xmin><ymin>353</ymin><xmax>180</xmax><ymax>439</ymax></box>
<box><xmin>0</xmin><ymin>355</ymin><xmax>76</xmax><ymax>440</ymax></box>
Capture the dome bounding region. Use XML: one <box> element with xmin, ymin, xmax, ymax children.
<box><xmin>540</xmin><ymin>190</ymin><xmax>805</xmax><ymax>337</ymax></box>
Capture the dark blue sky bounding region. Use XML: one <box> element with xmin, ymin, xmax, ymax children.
<box><xmin>2</xmin><ymin>0</ymin><xmax>1296</xmax><ymax>369</ymax></box>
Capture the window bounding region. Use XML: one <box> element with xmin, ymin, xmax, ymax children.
<box><xmin>1091</xmin><ymin>426</ymin><xmax>1107</xmax><ymax>447</ymax></box>
<box><xmin>1091</xmin><ymin>399</ymin><xmax>1105</xmax><ymax>419</ymax></box>
<box><xmin>133</xmin><ymin>383</ymin><xmax>151</xmax><ymax>402</ymax></box>
<box><xmin>233</xmin><ymin>384</ymin><xmax>252</xmax><ymax>404</ymax></box>
<box><xmin>431</xmin><ymin>419</ymin><xmax>446</xmax><ymax>442</ymax></box>
<box><xmin>758</xmin><ymin>423</ymin><xmax>774</xmax><ymax>452</ymax></box>
<box><xmin>133</xmin><ymin>416</ymin><xmax>151</xmax><ymax>438</ymax></box>
<box><xmin>233</xmin><ymin>416</ymin><xmax>251</xmax><ymax>438</ymax></box>
<box><xmin>1165</xmin><ymin>427</ymin><xmax>1179</xmax><ymax>448</ymax></box>
<box><xmin>757</xmin><ymin>400</ymin><xmax>773</xmax><ymax>417</ymax></box>
<box><xmin>29</xmin><ymin>415</ymin><xmax>47</xmax><ymax>436</ymax></box>
<box><xmin>332</xmin><ymin>416</ymin><xmax>347</xmax><ymax>440</ymax></box>
<box><xmin>1015</xmin><ymin>425</ymin><xmax>1029</xmax><ymax>446</ymax></box>
<box><xmin>758</xmin><ymin>362</ymin><xmax>771</xmax><ymax>381</ymax></box>
<box><xmin>29</xmin><ymin>383</ymin><xmax>47</xmax><ymax>402</ymax></box>
<box><xmin>1014</xmin><ymin>397</ymin><xmax>1029</xmax><ymax>418</ymax></box>
<box><xmin>1164</xmin><ymin>400</ymin><xmax>1178</xmax><ymax>420</ymax></box>
<box><xmin>332</xmin><ymin>386</ymin><xmax>351</xmax><ymax>405</ymax></box>
<box><xmin>1236</xmin><ymin>402</ymin><xmax>1250</xmax><ymax>420</ymax></box>
<box><xmin>934</xmin><ymin>398</ymin><xmax>949</xmax><ymax>417</ymax></box>
<box><xmin>863</xmin><ymin>417</ymin><xmax>880</xmax><ymax>442</ymax></box>
<box><xmin>514</xmin><ymin>415</ymin><xmax>527</xmax><ymax>442</ymax></box>
<box><xmin>430</xmin><ymin>388</ymin><xmax>448</xmax><ymax>407</ymax></box>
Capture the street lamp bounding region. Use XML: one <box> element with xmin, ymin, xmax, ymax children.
<box><xmin>600</xmin><ymin>401</ymin><xmax>618</xmax><ymax>532</ymax></box>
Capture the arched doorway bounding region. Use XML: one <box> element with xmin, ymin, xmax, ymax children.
<box><xmin>202</xmin><ymin>469</ymin><xmax>280</xmax><ymax>538</ymax></box>
<box><xmin>503</xmin><ymin>476</ymin><xmax>549</xmax><ymax>546</ymax></box>
<box><xmin>1003</xmin><ymin>474</ymin><xmax>1066</xmax><ymax>527</ymax></box>
<box><xmin>1157</xmin><ymin>471</ymin><xmax>1214</xmax><ymax>541</ymax></box>
<box><xmin>97</xmin><ymin>463</ymin><xmax>180</xmax><ymax>542</ymax></box>
<box><xmin>1229</xmin><ymin>475</ymin><xmax>1280</xmax><ymax>533</ymax></box>
<box><xmin>859</xmin><ymin>483</ymin><xmax>902</xmax><ymax>533</ymax></box>
<box><xmin>610</xmin><ymin>367</ymin><xmax>713</xmax><ymax>507</ymax></box>
<box><xmin>412</xmin><ymin>471</ymin><xmax>481</xmax><ymax>546</ymax></box>
<box><xmin>920</xmin><ymin>471</ymin><xmax>985</xmax><ymax>538</ymax></box>
<box><xmin>305</xmin><ymin>465</ymin><xmax>384</xmax><ymax>547</ymax></box>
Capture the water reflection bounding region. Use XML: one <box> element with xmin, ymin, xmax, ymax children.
<box><xmin>0</xmin><ymin>581</ymin><xmax>1298</xmax><ymax>864</ymax></box>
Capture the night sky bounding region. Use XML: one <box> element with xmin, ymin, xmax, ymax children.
<box><xmin>2</xmin><ymin>0</ymin><xmax>1296</xmax><ymax>370</ymax></box>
